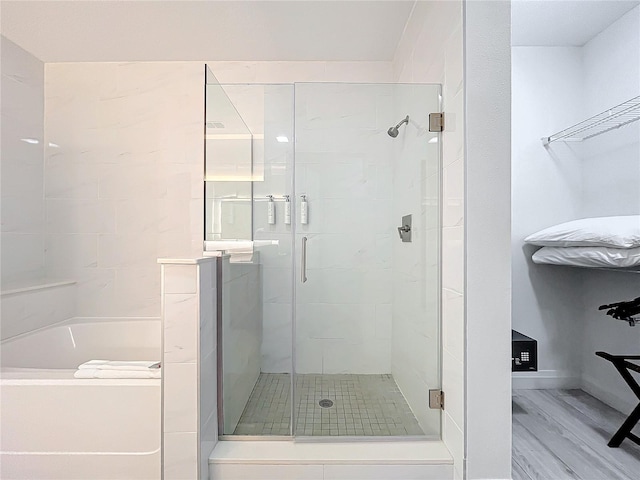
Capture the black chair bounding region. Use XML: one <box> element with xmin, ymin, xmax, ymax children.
<box><xmin>595</xmin><ymin>351</ymin><xmax>640</xmax><ymax>448</ymax></box>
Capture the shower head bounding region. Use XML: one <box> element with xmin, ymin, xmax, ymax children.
<box><xmin>387</xmin><ymin>115</ymin><xmax>409</xmax><ymax>138</ymax></box>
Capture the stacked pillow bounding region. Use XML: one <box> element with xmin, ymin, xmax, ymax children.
<box><xmin>524</xmin><ymin>215</ymin><xmax>640</xmax><ymax>268</ymax></box>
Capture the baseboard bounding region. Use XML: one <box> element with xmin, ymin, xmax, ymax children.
<box><xmin>581</xmin><ymin>376</ymin><xmax>637</xmax><ymax>414</ymax></box>
<box><xmin>512</xmin><ymin>370</ymin><xmax>580</xmax><ymax>390</ymax></box>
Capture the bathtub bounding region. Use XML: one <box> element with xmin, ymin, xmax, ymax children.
<box><xmin>0</xmin><ymin>317</ymin><xmax>161</xmax><ymax>480</ymax></box>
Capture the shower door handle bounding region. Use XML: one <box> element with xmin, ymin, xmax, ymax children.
<box><xmin>301</xmin><ymin>237</ymin><xmax>308</xmax><ymax>283</ymax></box>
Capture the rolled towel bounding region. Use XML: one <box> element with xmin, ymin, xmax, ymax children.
<box><xmin>74</xmin><ymin>368</ymin><xmax>161</xmax><ymax>379</ymax></box>
<box><xmin>78</xmin><ymin>360</ymin><xmax>160</xmax><ymax>371</ymax></box>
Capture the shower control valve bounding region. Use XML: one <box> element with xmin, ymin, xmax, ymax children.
<box><xmin>397</xmin><ymin>225</ymin><xmax>411</xmax><ymax>237</ymax></box>
<box><xmin>397</xmin><ymin>214</ymin><xmax>412</xmax><ymax>242</ymax></box>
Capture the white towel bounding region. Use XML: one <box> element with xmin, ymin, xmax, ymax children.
<box><xmin>78</xmin><ymin>360</ymin><xmax>160</xmax><ymax>371</ymax></box>
<box><xmin>74</xmin><ymin>368</ymin><xmax>161</xmax><ymax>379</ymax></box>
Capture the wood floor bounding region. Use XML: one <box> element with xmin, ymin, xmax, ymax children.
<box><xmin>512</xmin><ymin>389</ymin><xmax>640</xmax><ymax>480</ymax></box>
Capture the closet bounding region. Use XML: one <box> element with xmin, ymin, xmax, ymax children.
<box><xmin>511</xmin><ymin>2</ymin><xmax>640</xmax><ymax>479</ymax></box>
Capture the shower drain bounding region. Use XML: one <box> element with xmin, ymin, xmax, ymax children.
<box><xmin>318</xmin><ymin>399</ymin><xmax>334</xmax><ymax>408</ymax></box>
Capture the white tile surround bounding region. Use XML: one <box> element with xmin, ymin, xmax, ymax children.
<box><xmin>44</xmin><ymin>62</ymin><xmax>205</xmax><ymax>319</ymax></box>
<box><xmin>1</xmin><ymin>37</ymin><xmax>46</xmax><ymax>284</ymax></box>
<box><xmin>0</xmin><ymin>280</ymin><xmax>76</xmax><ymax>340</ymax></box>
<box><xmin>160</xmin><ymin>258</ymin><xmax>217</xmax><ymax>480</ymax></box>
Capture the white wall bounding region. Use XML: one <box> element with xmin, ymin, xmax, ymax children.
<box><xmin>579</xmin><ymin>5</ymin><xmax>640</xmax><ymax>413</ymax></box>
<box><xmin>1</xmin><ymin>36</ymin><xmax>45</xmax><ymax>285</ymax></box>
<box><xmin>44</xmin><ymin>62</ymin><xmax>205</xmax><ymax>318</ymax></box>
<box><xmin>511</xmin><ymin>46</ymin><xmax>585</xmax><ymax>388</ymax></box>
<box><xmin>392</xmin><ymin>0</ymin><xmax>466</xmax><ymax>477</ymax></box>
<box><xmin>465</xmin><ymin>1</ymin><xmax>512</xmax><ymax>479</ymax></box>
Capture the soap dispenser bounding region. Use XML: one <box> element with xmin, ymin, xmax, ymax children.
<box><xmin>283</xmin><ymin>195</ymin><xmax>291</xmax><ymax>225</ymax></box>
<box><xmin>266</xmin><ymin>195</ymin><xmax>276</xmax><ymax>225</ymax></box>
<box><xmin>300</xmin><ymin>195</ymin><xmax>308</xmax><ymax>225</ymax></box>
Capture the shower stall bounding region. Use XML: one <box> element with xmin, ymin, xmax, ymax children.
<box><xmin>205</xmin><ymin>66</ymin><xmax>442</xmax><ymax>439</ymax></box>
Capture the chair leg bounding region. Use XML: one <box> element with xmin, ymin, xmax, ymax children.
<box><xmin>608</xmin><ymin>402</ymin><xmax>640</xmax><ymax>448</ymax></box>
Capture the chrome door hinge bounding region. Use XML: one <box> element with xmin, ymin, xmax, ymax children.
<box><xmin>429</xmin><ymin>112</ymin><xmax>444</xmax><ymax>132</ymax></box>
<box><xmin>429</xmin><ymin>389</ymin><xmax>444</xmax><ymax>410</ymax></box>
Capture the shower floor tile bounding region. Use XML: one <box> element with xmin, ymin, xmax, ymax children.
<box><xmin>233</xmin><ymin>373</ymin><xmax>424</xmax><ymax>436</ymax></box>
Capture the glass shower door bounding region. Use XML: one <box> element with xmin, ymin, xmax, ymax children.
<box><xmin>207</xmin><ymin>76</ymin><xmax>296</xmax><ymax>436</ymax></box>
<box><xmin>293</xmin><ymin>83</ymin><xmax>442</xmax><ymax>437</ymax></box>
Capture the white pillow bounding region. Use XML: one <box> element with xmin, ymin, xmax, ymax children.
<box><xmin>532</xmin><ymin>246</ymin><xmax>640</xmax><ymax>268</ymax></box>
<box><xmin>524</xmin><ymin>216</ymin><xmax>640</xmax><ymax>248</ymax></box>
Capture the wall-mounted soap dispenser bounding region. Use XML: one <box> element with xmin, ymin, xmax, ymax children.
<box><xmin>283</xmin><ymin>195</ymin><xmax>291</xmax><ymax>225</ymax></box>
<box><xmin>267</xmin><ymin>195</ymin><xmax>276</xmax><ymax>225</ymax></box>
<box><xmin>300</xmin><ymin>195</ymin><xmax>308</xmax><ymax>225</ymax></box>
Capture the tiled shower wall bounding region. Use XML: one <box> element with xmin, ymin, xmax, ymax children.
<box><xmin>44</xmin><ymin>62</ymin><xmax>205</xmax><ymax>317</ymax></box>
<box><xmin>294</xmin><ymin>83</ymin><xmax>395</xmax><ymax>374</ymax></box>
<box><xmin>1</xmin><ymin>37</ymin><xmax>45</xmax><ymax>285</ymax></box>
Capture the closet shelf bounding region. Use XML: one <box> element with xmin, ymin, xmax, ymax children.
<box><xmin>544</xmin><ymin>264</ymin><xmax>640</xmax><ymax>275</ymax></box>
<box><xmin>542</xmin><ymin>95</ymin><xmax>640</xmax><ymax>146</ymax></box>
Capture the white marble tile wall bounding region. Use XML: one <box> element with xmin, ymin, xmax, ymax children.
<box><xmin>1</xmin><ymin>37</ymin><xmax>46</xmax><ymax>284</ymax></box>
<box><xmin>294</xmin><ymin>83</ymin><xmax>395</xmax><ymax>374</ymax></box>
<box><xmin>392</xmin><ymin>1</ymin><xmax>465</xmax><ymax>478</ymax></box>
<box><xmin>0</xmin><ymin>281</ymin><xmax>76</xmax><ymax>340</ymax></box>
<box><xmin>390</xmin><ymin>84</ymin><xmax>442</xmax><ymax>437</ymax></box>
<box><xmin>221</xmin><ymin>256</ymin><xmax>262</xmax><ymax>434</ymax></box>
<box><xmin>44</xmin><ymin>62</ymin><xmax>205</xmax><ymax>318</ymax></box>
<box><xmin>160</xmin><ymin>258</ymin><xmax>217</xmax><ymax>480</ymax></box>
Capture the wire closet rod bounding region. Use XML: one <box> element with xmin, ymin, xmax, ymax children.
<box><xmin>542</xmin><ymin>95</ymin><xmax>640</xmax><ymax>146</ymax></box>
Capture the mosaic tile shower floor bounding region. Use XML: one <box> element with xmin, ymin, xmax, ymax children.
<box><xmin>233</xmin><ymin>373</ymin><xmax>424</xmax><ymax>436</ymax></box>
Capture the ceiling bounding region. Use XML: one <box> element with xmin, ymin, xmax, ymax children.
<box><xmin>512</xmin><ymin>0</ymin><xmax>640</xmax><ymax>46</ymax></box>
<box><xmin>0</xmin><ymin>0</ymin><xmax>415</xmax><ymax>63</ymax></box>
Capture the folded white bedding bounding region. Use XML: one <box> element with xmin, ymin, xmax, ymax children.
<box><xmin>532</xmin><ymin>246</ymin><xmax>640</xmax><ymax>268</ymax></box>
<box><xmin>78</xmin><ymin>360</ymin><xmax>160</xmax><ymax>371</ymax></box>
<box><xmin>74</xmin><ymin>368</ymin><xmax>161</xmax><ymax>379</ymax></box>
<box><xmin>525</xmin><ymin>215</ymin><xmax>640</xmax><ymax>248</ymax></box>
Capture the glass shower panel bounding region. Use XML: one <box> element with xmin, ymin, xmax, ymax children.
<box><xmin>213</xmin><ymin>83</ymin><xmax>295</xmax><ymax>436</ymax></box>
<box><xmin>205</xmin><ymin>68</ymin><xmax>254</xmax><ymax>243</ymax></box>
<box><xmin>293</xmin><ymin>83</ymin><xmax>442</xmax><ymax>437</ymax></box>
